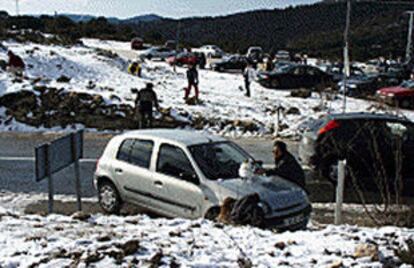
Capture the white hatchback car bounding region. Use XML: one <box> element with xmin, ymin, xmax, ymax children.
<box><xmin>94</xmin><ymin>129</ymin><xmax>311</xmax><ymax>230</ymax></box>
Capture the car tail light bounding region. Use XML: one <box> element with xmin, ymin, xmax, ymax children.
<box><xmin>318</xmin><ymin>120</ymin><xmax>340</xmax><ymax>135</ymax></box>
<box><xmin>95</xmin><ymin>158</ymin><xmax>100</xmax><ymax>171</ymax></box>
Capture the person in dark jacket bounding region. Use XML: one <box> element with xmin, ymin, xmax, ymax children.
<box><xmin>135</xmin><ymin>83</ymin><xmax>159</xmax><ymax>129</ymax></box>
<box><xmin>266</xmin><ymin>140</ymin><xmax>306</xmax><ymax>189</ymax></box>
<box><xmin>7</xmin><ymin>51</ymin><xmax>25</xmax><ymax>76</ymax></box>
<box><xmin>185</xmin><ymin>64</ymin><xmax>199</xmax><ymax>102</ymax></box>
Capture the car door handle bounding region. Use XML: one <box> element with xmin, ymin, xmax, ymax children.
<box><xmin>115</xmin><ymin>168</ymin><xmax>123</xmax><ymax>174</ymax></box>
<box><xmin>154</xmin><ymin>181</ymin><xmax>163</xmax><ymax>188</ymax></box>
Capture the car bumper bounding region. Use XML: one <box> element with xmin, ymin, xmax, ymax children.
<box><xmin>263</xmin><ymin>204</ymin><xmax>312</xmax><ymax>231</ymax></box>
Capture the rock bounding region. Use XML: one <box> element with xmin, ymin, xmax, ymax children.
<box><xmin>237</xmin><ymin>257</ymin><xmax>253</xmax><ymax>268</ymax></box>
<box><xmin>275</xmin><ymin>241</ymin><xmax>286</xmax><ymax>250</ymax></box>
<box><xmin>0</xmin><ymin>59</ymin><xmax>7</xmax><ymax>71</ymax></box>
<box><xmin>83</xmin><ymin>251</ymin><xmax>103</xmax><ymax>265</ymax></box>
<box><xmin>328</xmin><ymin>260</ymin><xmax>343</xmax><ymax>268</ymax></box>
<box><xmin>71</xmin><ymin>211</ymin><xmax>91</xmax><ymax>221</ymax></box>
<box><xmin>120</xmin><ymin>239</ymin><xmax>140</xmax><ymax>255</ymax></box>
<box><xmin>290</xmin><ymin>89</ymin><xmax>312</xmax><ymax>98</ymax></box>
<box><xmin>56</xmin><ymin>75</ymin><xmax>71</xmax><ymax>83</ymax></box>
<box><xmin>97</xmin><ymin>235</ymin><xmax>112</xmax><ymax>242</ymax></box>
<box><xmin>185</xmin><ymin>96</ymin><xmax>201</xmax><ymax>105</ymax></box>
<box><xmin>286</xmin><ymin>107</ymin><xmax>301</xmax><ymax>115</ymax></box>
<box><xmin>354</xmin><ymin>243</ymin><xmax>379</xmax><ymax>261</ymax></box>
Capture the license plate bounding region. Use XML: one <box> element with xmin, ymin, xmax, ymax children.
<box><xmin>284</xmin><ymin>214</ymin><xmax>304</xmax><ymax>226</ymax></box>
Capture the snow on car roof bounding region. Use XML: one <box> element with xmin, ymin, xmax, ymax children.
<box><xmin>121</xmin><ymin>129</ymin><xmax>227</xmax><ymax>146</ymax></box>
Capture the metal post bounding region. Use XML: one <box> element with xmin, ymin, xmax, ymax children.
<box><xmin>405</xmin><ymin>11</ymin><xmax>414</xmax><ymax>63</ymax></box>
<box><xmin>15</xmin><ymin>0</ymin><xmax>19</xmax><ymax>16</ymax></box>
<box><xmin>46</xmin><ymin>144</ymin><xmax>54</xmax><ymax>214</ymax></box>
<box><xmin>71</xmin><ymin>133</ymin><xmax>82</xmax><ymax>211</ymax></box>
<box><xmin>342</xmin><ymin>0</ymin><xmax>351</xmax><ymax>113</ymax></box>
<box><xmin>335</xmin><ymin>160</ymin><xmax>346</xmax><ymax>225</ymax></box>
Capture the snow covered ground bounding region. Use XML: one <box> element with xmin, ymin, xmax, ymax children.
<box><xmin>1</xmin><ymin>38</ymin><xmax>413</xmax><ymax>136</ymax></box>
<box><xmin>0</xmin><ymin>191</ymin><xmax>412</xmax><ymax>267</ymax></box>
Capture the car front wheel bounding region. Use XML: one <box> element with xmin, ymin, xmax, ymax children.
<box><xmin>98</xmin><ymin>181</ymin><xmax>122</xmax><ymax>214</ymax></box>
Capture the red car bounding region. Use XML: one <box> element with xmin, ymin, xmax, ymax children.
<box><xmin>377</xmin><ymin>80</ymin><xmax>414</xmax><ymax>109</ymax></box>
<box><xmin>167</xmin><ymin>52</ymin><xmax>198</xmax><ymax>66</ymax></box>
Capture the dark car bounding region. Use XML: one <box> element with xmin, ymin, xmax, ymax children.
<box><xmin>299</xmin><ymin>113</ymin><xmax>414</xmax><ymax>195</ymax></box>
<box><xmin>257</xmin><ymin>64</ymin><xmax>333</xmax><ymax>89</ymax></box>
<box><xmin>211</xmin><ymin>55</ymin><xmax>249</xmax><ymax>73</ymax></box>
<box><xmin>326</xmin><ymin>64</ymin><xmax>366</xmax><ymax>83</ymax></box>
<box><xmin>337</xmin><ymin>74</ymin><xmax>396</xmax><ymax>98</ymax></box>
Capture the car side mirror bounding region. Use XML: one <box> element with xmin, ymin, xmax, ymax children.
<box><xmin>179</xmin><ymin>172</ymin><xmax>200</xmax><ymax>185</ymax></box>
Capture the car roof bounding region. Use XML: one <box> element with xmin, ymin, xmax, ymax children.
<box><xmin>119</xmin><ymin>129</ymin><xmax>227</xmax><ymax>146</ymax></box>
<box><xmin>326</xmin><ymin>112</ymin><xmax>413</xmax><ymax>123</ymax></box>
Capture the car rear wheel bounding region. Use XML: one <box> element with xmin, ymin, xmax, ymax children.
<box><xmin>98</xmin><ymin>181</ymin><xmax>122</xmax><ymax>214</ymax></box>
<box><xmin>270</xmin><ymin>79</ymin><xmax>279</xmax><ymax>88</ymax></box>
<box><xmin>399</xmin><ymin>99</ymin><xmax>412</xmax><ymax>109</ymax></box>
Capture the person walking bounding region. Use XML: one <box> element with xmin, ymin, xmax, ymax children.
<box><xmin>135</xmin><ymin>83</ymin><xmax>160</xmax><ymax>129</ymax></box>
<box><xmin>185</xmin><ymin>64</ymin><xmax>199</xmax><ymax>102</ymax></box>
<box><xmin>243</xmin><ymin>63</ymin><xmax>255</xmax><ymax>97</ymax></box>
<box><xmin>265</xmin><ymin>140</ymin><xmax>306</xmax><ymax>189</ymax></box>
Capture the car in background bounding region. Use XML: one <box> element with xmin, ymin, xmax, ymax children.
<box><xmin>326</xmin><ymin>64</ymin><xmax>365</xmax><ymax>83</ymax></box>
<box><xmin>167</xmin><ymin>52</ymin><xmax>200</xmax><ymax>66</ymax></box>
<box><xmin>131</xmin><ymin>37</ymin><xmax>144</xmax><ymax>50</ymax></box>
<box><xmin>211</xmin><ymin>55</ymin><xmax>249</xmax><ymax>72</ymax></box>
<box><xmin>246</xmin><ymin>46</ymin><xmax>263</xmax><ymax>64</ymax></box>
<box><xmin>299</xmin><ymin>113</ymin><xmax>414</xmax><ymax>195</ymax></box>
<box><xmin>377</xmin><ymin>80</ymin><xmax>414</xmax><ymax>109</ymax></box>
<box><xmin>192</xmin><ymin>45</ymin><xmax>224</xmax><ymax>58</ymax></box>
<box><xmin>337</xmin><ymin>74</ymin><xmax>395</xmax><ymax>98</ymax></box>
<box><xmin>94</xmin><ymin>129</ymin><xmax>311</xmax><ymax>231</ymax></box>
<box><xmin>256</xmin><ymin>64</ymin><xmax>333</xmax><ymax>89</ymax></box>
<box><xmin>275</xmin><ymin>50</ymin><xmax>291</xmax><ymax>62</ymax></box>
<box><xmin>139</xmin><ymin>47</ymin><xmax>176</xmax><ymax>61</ymax></box>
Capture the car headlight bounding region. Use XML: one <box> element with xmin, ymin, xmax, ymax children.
<box><xmin>387</xmin><ymin>93</ymin><xmax>395</xmax><ymax>97</ymax></box>
<box><xmin>349</xmin><ymin>84</ymin><xmax>357</xmax><ymax>89</ymax></box>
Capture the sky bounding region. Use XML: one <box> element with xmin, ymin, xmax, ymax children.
<box><xmin>0</xmin><ymin>0</ymin><xmax>320</xmax><ymax>19</ymax></box>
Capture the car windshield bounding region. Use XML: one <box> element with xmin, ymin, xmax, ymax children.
<box><xmin>400</xmin><ymin>80</ymin><xmax>414</xmax><ymax>89</ymax></box>
<box><xmin>189</xmin><ymin>142</ymin><xmax>253</xmax><ymax>180</ymax></box>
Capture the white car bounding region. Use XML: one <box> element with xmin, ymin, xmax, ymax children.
<box><xmin>94</xmin><ymin>129</ymin><xmax>311</xmax><ymax>230</ymax></box>
<box><xmin>192</xmin><ymin>45</ymin><xmax>224</xmax><ymax>58</ymax></box>
<box><xmin>139</xmin><ymin>47</ymin><xmax>176</xmax><ymax>61</ymax></box>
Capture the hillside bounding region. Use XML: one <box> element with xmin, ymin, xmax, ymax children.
<box><xmin>1</xmin><ymin>1</ymin><xmax>414</xmax><ymax>60</ymax></box>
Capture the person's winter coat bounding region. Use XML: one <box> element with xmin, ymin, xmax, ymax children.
<box><xmin>187</xmin><ymin>67</ymin><xmax>199</xmax><ymax>85</ymax></box>
<box><xmin>135</xmin><ymin>87</ymin><xmax>159</xmax><ymax>113</ymax></box>
<box><xmin>266</xmin><ymin>152</ymin><xmax>306</xmax><ymax>189</ymax></box>
<box><xmin>230</xmin><ymin>193</ymin><xmax>264</xmax><ymax>227</ymax></box>
<box><xmin>243</xmin><ymin>66</ymin><xmax>255</xmax><ymax>83</ymax></box>
<box><xmin>8</xmin><ymin>53</ymin><xmax>25</xmax><ymax>69</ymax></box>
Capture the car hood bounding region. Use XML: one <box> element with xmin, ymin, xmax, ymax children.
<box><xmin>216</xmin><ymin>176</ymin><xmax>308</xmax><ymax>211</ymax></box>
<box><xmin>379</xmin><ymin>86</ymin><xmax>406</xmax><ymax>93</ymax></box>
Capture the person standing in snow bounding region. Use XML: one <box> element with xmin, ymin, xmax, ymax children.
<box><xmin>135</xmin><ymin>83</ymin><xmax>160</xmax><ymax>129</ymax></box>
<box><xmin>265</xmin><ymin>141</ymin><xmax>306</xmax><ymax>189</ymax></box>
<box><xmin>128</xmin><ymin>61</ymin><xmax>142</xmax><ymax>77</ymax></box>
<box><xmin>7</xmin><ymin>50</ymin><xmax>25</xmax><ymax>77</ymax></box>
<box><xmin>243</xmin><ymin>63</ymin><xmax>255</xmax><ymax>97</ymax></box>
<box><xmin>185</xmin><ymin>64</ymin><xmax>199</xmax><ymax>102</ymax></box>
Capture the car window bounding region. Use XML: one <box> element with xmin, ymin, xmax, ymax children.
<box><xmin>307</xmin><ymin>67</ymin><xmax>317</xmax><ymax>75</ymax></box>
<box><xmin>157</xmin><ymin>144</ymin><xmax>196</xmax><ymax>179</ymax></box>
<box><xmin>293</xmin><ymin>67</ymin><xmax>305</xmax><ymax>75</ymax></box>
<box><xmin>117</xmin><ymin>139</ymin><xmax>153</xmax><ymax>169</ymax></box>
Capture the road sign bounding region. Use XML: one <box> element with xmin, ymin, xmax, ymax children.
<box><xmin>34</xmin><ymin>130</ymin><xmax>84</xmax><ymax>213</ymax></box>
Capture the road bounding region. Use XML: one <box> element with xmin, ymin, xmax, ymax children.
<box><xmin>0</xmin><ymin>132</ymin><xmax>292</xmax><ymax>198</ymax></box>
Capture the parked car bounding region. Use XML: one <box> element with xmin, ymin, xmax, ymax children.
<box><xmin>326</xmin><ymin>64</ymin><xmax>365</xmax><ymax>83</ymax></box>
<box><xmin>377</xmin><ymin>80</ymin><xmax>414</xmax><ymax>108</ymax></box>
<box><xmin>139</xmin><ymin>47</ymin><xmax>176</xmax><ymax>61</ymax></box>
<box><xmin>337</xmin><ymin>74</ymin><xmax>393</xmax><ymax>98</ymax></box>
<box><xmin>131</xmin><ymin>37</ymin><xmax>144</xmax><ymax>50</ymax></box>
<box><xmin>257</xmin><ymin>64</ymin><xmax>333</xmax><ymax>89</ymax></box>
<box><xmin>275</xmin><ymin>50</ymin><xmax>291</xmax><ymax>62</ymax></box>
<box><xmin>246</xmin><ymin>46</ymin><xmax>263</xmax><ymax>64</ymax></box>
<box><xmin>299</xmin><ymin>113</ymin><xmax>414</xmax><ymax>195</ymax></box>
<box><xmin>211</xmin><ymin>55</ymin><xmax>249</xmax><ymax>72</ymax></box>
<box><xmin>167</xmin><ymin>52</ymin><xmax>199</xmax><ymax>66</ymax></box>
<box><xmin>95</xmin><ymin>129</ymin><xmax>311</xmax><ymax>230</ymax></box>
<box><xmin>192</xmin><ymin>45</ymin><xmax>224</xmax><ymax>58</ymax></box>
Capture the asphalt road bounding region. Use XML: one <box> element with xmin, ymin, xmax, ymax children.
<box><xmin>0</xmin><ymin>132</ymin><xmax>292</xmax><ymax>198</ymax></box>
